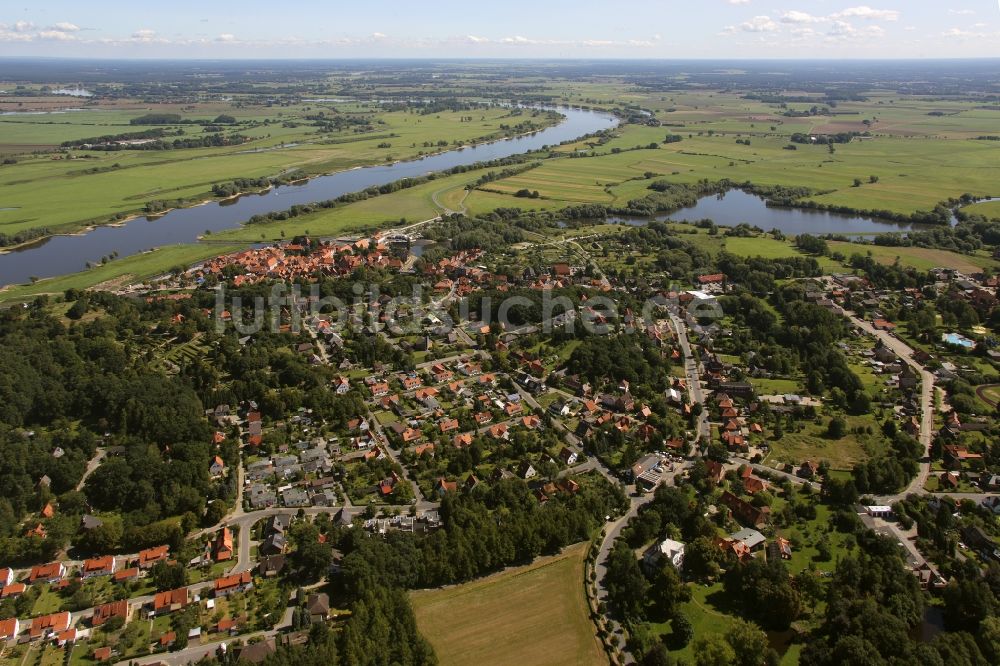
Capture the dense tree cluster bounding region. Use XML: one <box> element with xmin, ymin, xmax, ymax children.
<box><xmin>800</xmin><ymin>531</ymin><xmax>993</xmax><ymax>666</ymax></box>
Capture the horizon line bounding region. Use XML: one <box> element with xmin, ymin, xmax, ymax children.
<box><xmin>2</xmin><ymin>55</ymin><xmax>1000</xmax><ymax>63</ymax></box>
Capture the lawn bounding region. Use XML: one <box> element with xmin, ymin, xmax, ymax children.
<box><xmin>410</xmin><ymin>542</ymin><xmax>604</xmax><ymax>666</ymax></box>
<box><xmin>763</xmin><ymin>414</ymin><xmax>885</xmax><ymax>471</ymax></box>
<box><xmin>750</xmin><ymin>377</ymin><xmax>802</xmax><ymax>395</ymax></box>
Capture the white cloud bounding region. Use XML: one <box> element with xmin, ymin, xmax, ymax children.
<box><xmin>832</xmin><ymin>6</ymin><xmax>901</xmax><ymax>22</ymax></box>
<box><xmin>51</xmin><ymin>22</ymin><xmax>80</xmax><ymax>32</ymax></box>
<box><xmin>781</xmin><ymin>11</ymin><xmax>823</xmax><ymax>24</ymax></box>
<box><xmin>371</xmin><ymin>32</ymin><xmax>386</xmax><ymax>40</ymax></box>
<box><xmin>13</xmin><ymin>20</ymin><xmax>35</xmax><ymax>33</ymax></box>
<box><xmin>727</xmin><ymin>0</ymin><xmax>752</xmax><ymax>4</ymax></box>
<box><xmin>948</xmin><ymin>9</ymin><xmax>975</xmax><ymax>16</ymax></box>
<box><xmin>216</xmin><ymin>33</ymin><xmax>236</xmax><ymax>42</ymax></box>
<box><xmin>943</xmin><ymin>26</ymin><xmax>999</xmax><ymax>39</ymax></box>
<box><xmin>825</xmin><ymin>20</ymin><xmax>885</xmax><ymax>40</ymax></box>
<box><xmin>738</xmin><ymin>16</ymin><xmax>779</xmax><ymax>32</ymax></box>
<box><xmin>459</xmin><ymin>33</ymin><xmax>659</xmax><ymax>48</ymax></box>
<box><xmin>38</xmin><ymin>30</ymin><xmax>76</xmax><ymax>41</ymax></box>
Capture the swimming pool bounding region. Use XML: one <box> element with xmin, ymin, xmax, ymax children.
<box><xmin>943</xmin><ymin>333</ymin><xmax>975</xmax><ymax>349</ymax></box>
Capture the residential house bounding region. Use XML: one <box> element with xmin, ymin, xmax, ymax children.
<box><xmin>30</xmin><ymin>612</ymin><xmax>71</xmax><ymax>639</ymax></box>
<box><xmin>730</xmin><ymin>528</ymin><xmax>767</xmax><ymax>553</ymax></box>
<box><xmin>767</xmin><ymin>537</ymin><xmax>793</xmax><ymax>561</ymax></box>
<box><xmin>559</xmin><ymin>447</ymin><xmax>579</xmax><ymax>466</ymax></box>
<box><xmin>214</xmin><ymin>528</ymin><xmax>234</xmax><ymax>562</ymax></box>
<box><xmin>720</xmin><ymin>491</ymin><xmax>770</xmax><ymax>528</ymax></box>
<box><xmin>55</xmin><ymin>628</ymin><xmax>77</xmax><ymax>646</ymax></box>
<box><xmin>235</xmin><ymin>638</ymin><xmax>277</xmax><ymax>664</ymax></box>
<box><xmin>797</xmin><ymin>461</ymin><xmax>820</xmax><ymax>479</ymax></box>
<box><xmin>642</xmin><ymin>538</ymin><xmax>685</xmax><ymax>571</ymax></box>
<box><xmin>434</xmin><ymin>478</ymin><xmax>458</xmax><ymax>497</ymax></box>
<box><xmin>91</xmin><ymin>600</ymin><xmax>130</xmax><ymax>627</ymax></box>
<box><xmin>306</xmin><ymin>593</ymin><xmax>330</xmax><ymax>621</ymax></box>
<box><xmin>214</xmin><ymin>571</ymin><xmax>253</xmax><ymax>598</ymax></box>
<box><xmin>138</xmin><ymin>545</ymin><xmax>170</xmax><ymax>569</ymax></box>
<box><xmin>82</xmin><ymin>556</ymin><xmax>116</xmax><ymax>579</ymax></box>
<box><xmin>0</xmin><ymin>618</ymin><xmax>19</xmax><ymax>641</ymax></box>
<box><xmin>113</xmin><ymin>568</ymin><xmax>139</xmax><ymax>584</ymax></box>
<box><xmin>743</xmin><ymin>476</ymin><xmax>769</xmax><ymax>495</ymax></box>
<box><xmin>258</xmin><ymin>554</ymin><xmax>287</xmax><ymax>578</ymax></box>
<box><xmin>151</xmin><ymin>588</ymin><xmax>189</xmax><ymax>615</ymax></box>
<box><xmin>630</xmin><ymin>454</ymin><xmax>660</xmax><ymax>481</ymax></box>
<box><xmin>1</xmin><ymin>582</ymin><xmax>25</xmax><ymax>599</ymax></box>
<box><xmin>28</xmin><ymin>562</ymin><xmax>65</xmax><ymax>584</ymax></box>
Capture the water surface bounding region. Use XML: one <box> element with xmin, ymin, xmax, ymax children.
<box><xmin>0</xmin><ymin>106</ymin><xmax>616</xmax><ymax>286</ymax></box>
<box><xmin>611</xmin><ymin>190</ymin><xmax>942</xmax><ymax>236</ymax></box>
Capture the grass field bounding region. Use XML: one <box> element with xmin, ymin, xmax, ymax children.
<box><xmin>410</xmin><ymin>542</ymin><xmax>604</xmax><ymax>666</ymax></box>
<box><xmin>465</xmin><ymin>96</ymin><xmax>1000</xmax><ymax>220</ymax></box>
<box><xmin>0</xmin><ymin>242</ymin><xmax>243</xmax><ymax>301</ymax></box>
<box><xmin>827</xmin><ymin>241</ymin><xmax>997</xmax><ymax>273</ymax></box>
<box><xmin>763</xmin><ymin>414</ymin><xmax>886</xmax><ymax>471</ymax></box>
<box><xmin>964</xmin><ymin>199</ymin><xmax>1000</xmax><ymax>219</ymax></box>
<box><xmin>0</xmin><ymin>105</ymin><xmax>555</xmax><ymax>237</ymax></box>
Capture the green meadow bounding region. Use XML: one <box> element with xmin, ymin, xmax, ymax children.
<box><xmin>0</xmin><ymin>105</ymin><xmax>554</xmax><ymax>237</ymax></box>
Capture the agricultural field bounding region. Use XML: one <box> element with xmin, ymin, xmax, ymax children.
<box><xmin>410</xmin><ymin>542</ymin><xmax>604</xmax><ymax>666</ymax></box>
<box><xmin>826</xmin><ymin>241</ymin><xmax>998</xmax><ymax>273</ymax></box>
<box><xmin>0</xmin><ymin>101</ymin><xmax>555</xmax><ymax>238</ymax></box>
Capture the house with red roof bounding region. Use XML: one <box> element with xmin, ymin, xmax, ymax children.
<box><xmin>113</xmin><ymin>568</ymin><xmax>139</xmax><ymax>583</ymax></box>
<box><xmin>30</xmin><ymin>612</ymin><xmax>71</xmax><ymax>639</ymax></box>
<box><xmin>82</xmin><ymin>555</ymin><xmax>116</xmax><ymax>579</ymax></box>
<box><xmin>151</xmin><ymin>587</ymin><xmax>189</xmax><ymax>615</ymax></box>
<box><xmin>1</xmin><ymin>582</ymin><xmax>26</xmax><ymax>599</ymax></box>
<box><xmin>0</xmin><ymin>618</ymin><xmax>19</xmax><ymax>641</ymax></box>
<box><xmin>91</xmin><ymin>600</ymin><xmax>130</xmax><ymax>627</ymax></box>
<box><xmin>214</xmin><ymin>528</ymin><xmax>234</xmax><ymax>562</ymax></box>
<box><xmin>28</xmin><ymin>562</ymin><xmax>65</xmax><ymax>584</ymax></box>
<box><xmin>138</xmin><ymin>545</ymin><xmax>170</xmax><ymax>569</ymax></box>
<box><xmin>214</xmin><ymin>571</ymin><xmax>253</xmax><ymax>598</ymax></box>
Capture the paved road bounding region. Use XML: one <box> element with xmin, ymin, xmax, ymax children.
<box><xmin>836</xmin><ymin>305</ymin><xmax>936</xmax><ymax>499</ymax></box>
<box><xmin>594</xmin><ymin>489</ymin><xmax>651</xmax><ymax>666</ymax></box>
<box><xmin>75</xmin><ymin>447</ymin><xmax>107</xmax><ymax>492</ymax></box>
<box><xmin>592</xmin><ymin>465</ymin><xmax>688</xmax><ymax>666</ymax></box>
<box><xmin>669</xmin><ymin>312</ymin><xmax>709</xmax><ymax>443</ymax></box>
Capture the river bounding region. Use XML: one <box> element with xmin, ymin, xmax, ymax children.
<box><xmin>0</xmin><ymin>105</ymin><xmax>618</xmax><ymax>286</ymax></box>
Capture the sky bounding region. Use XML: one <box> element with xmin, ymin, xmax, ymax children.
<box><xmin>0</xmin><ymin>1</ymin><xmax>998</xmax><ymax>59</ymax></box>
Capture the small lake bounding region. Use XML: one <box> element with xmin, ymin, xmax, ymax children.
<box><xmin>0</xmin><ymin>106</ymin><xmax>617</xmax><ymax>286</ymax></box>
<box><xmin>613</xmin><ymin>190</ymin><xmax>941</xmax><ymax>236</ymax></box>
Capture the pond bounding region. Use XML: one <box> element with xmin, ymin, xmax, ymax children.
<box><xmin>613</xmin><ymin>190</ymin><xmax>943</xmax><ymax>236</ymax></box>
<box><xmin>0</xmin><ymin>105</ymin><xmax>617</xmax><ymax>286</ymax></box>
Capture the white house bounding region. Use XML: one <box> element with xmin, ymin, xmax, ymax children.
<box><xmin>643</xmin><ymin>538</ymin><xmax>685</xmax><ymax>571</ymax></box>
